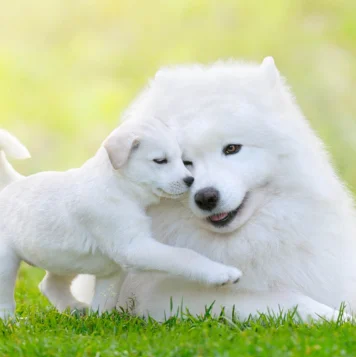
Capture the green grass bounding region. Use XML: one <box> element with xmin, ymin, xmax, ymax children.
<box><xmin>0</xmin><ymin>265</ymin><xmax>354</xmax><ymax>356</ymax></box>
<box><xmin>1</xmin><ymin>1</ymin><xmax>356</xmax><ymax>355</ymax></box>
<box><xmin>0</xmin><ymin>264</ymin><xmax>354</xmax><ymax>357</ymax></box>
<box><xmin>2</xmin><ymin>312</ymin><xmax>356</xmax><ymax>357</ymax></box>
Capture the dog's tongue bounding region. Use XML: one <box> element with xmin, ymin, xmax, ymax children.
<box><xmin>209</xmin><ymin>212</ymin><xmax>229</xmax><ymax>222</ymax></box>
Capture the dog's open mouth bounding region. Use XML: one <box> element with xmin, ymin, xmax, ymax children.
<box><xmin>207</xmin><ymin>194</ymin><xmax>248</xmax><ymax>227</ymax></box>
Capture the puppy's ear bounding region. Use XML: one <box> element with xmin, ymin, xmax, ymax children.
<box><xmin>260</xmin><ymin>56</ymin><xmax>279</xmax><ymax>88</ymax></box>
<box><xmin>103</xmin><ymin>127</ymin><xmax>139</xmax><ymax>170</ymax></box>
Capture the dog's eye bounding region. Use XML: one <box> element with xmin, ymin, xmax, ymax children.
<box><xmin>183</xmin><ymin>160</ymin><xmax>193</xmax><ymax>166</ymax></box>
<box><xmin>223</xmin><ymin>144</ymin><xmax>242</xmax><ymax>155</ymax></box>
<box><xmin>153</xmin><ymin>158</ymin><xmax>168</xmax><ymax>164</ymax></box>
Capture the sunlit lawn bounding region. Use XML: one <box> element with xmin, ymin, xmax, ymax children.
<box><xmin>0</xmin><ymin>264</ymin><xmax>354</xmax><ymax>357</ymax></box>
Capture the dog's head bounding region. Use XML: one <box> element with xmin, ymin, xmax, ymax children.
<box><xmin>122</xmin><ymin>57</ymin><xmax>327</xmax><ymax>233</ymax></box>
<box><xmin>103</xmin><ymin>119</ymin><xmax>194</xmax><ymax>198</ymax></box>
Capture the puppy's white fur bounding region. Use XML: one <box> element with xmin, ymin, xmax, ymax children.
<box><xmin>72</xmin><ymin>57</ymin><xmax>356</xmax><ymax>322</ymax></box>
<box><xmin>0</xmin><ymin>120</ymin><xmax>242</xmax><ymax>319</ymax></box>
<box><xmin>0</xmin><ymin>129</ymin><xmax>30</xmax><ymax>190</ymax></box>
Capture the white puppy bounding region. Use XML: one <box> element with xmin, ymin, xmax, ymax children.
<box><xmin>0</xmin><ymin>120</ymin><xmax>242</xmax><ymax>319</ymax></box>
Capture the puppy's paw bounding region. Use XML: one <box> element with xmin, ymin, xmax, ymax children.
<box><xmin>205</xmin><ymin>265</ymin><xmax>242</xmax><ymax>286</ymax></box>
<box><xmin>219</xmin><ymin>266</ymin><xmax>243</xmax><ymax>286</ymax></box>
<box><xmin>223</xmin><ymin>266</ymin><xmax>243</xmax><ymax>285</ymax></box>
<box><xmin>0</xmin><ymin>306</ymin><xmax>15</xmax><ymax>321</ymax></box>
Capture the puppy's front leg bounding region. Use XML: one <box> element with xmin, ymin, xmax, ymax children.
<box><xmin>0</xmin><ymin>244</ymin><xmax>20</xmax><ymax>319</ymax></box>
<box><xmin>93</xmin><ymin>211</ymin><xmax>241</xmax><ymax>287</ymax></box>
<box><xmin>125</xmin><ymin>239</ymin><xmax>242</xmax><ymax>286</ymax></box>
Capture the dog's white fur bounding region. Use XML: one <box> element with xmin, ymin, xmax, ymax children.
<box><xmin>0</xmin><ymin>120</ymin><xmax>242</xmax><ymax>319</ymax></box>
<box><xmin>71</xmin><ymin>57</ymin><xmax>356</xmax><ymax>322</ymax></box>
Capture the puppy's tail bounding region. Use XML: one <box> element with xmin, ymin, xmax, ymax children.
<box><xmin>0</xmin><ymin>129</ymin><xmax>30</xmax><ymax>160</ymax></box>
<box><xmin>0</xmin><ymin>129</ymin><xmax>30</xmax><ymax>190</ymax></box>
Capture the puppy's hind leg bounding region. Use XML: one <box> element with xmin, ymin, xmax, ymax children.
<box><xmin>0</xmin><ymin>244</ymin><xmax>20</xmax><ymax>319</ymax></box>
<box><xmin>39</xmin><ymin>272</ymin><xmax>89</xmax><ymax>312</ymax></box>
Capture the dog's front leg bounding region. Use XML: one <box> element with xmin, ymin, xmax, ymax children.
<box><xmin>124</xmin><ymin>239</ymin><xmax>242</xmax><ymax>286</ymax></box>
<box><xmin>120</xmin><ymin>276</ymin><xmax>351</xmax><ymax>322</ymax></box>
<box><xmin>91</xmin><ymin>270</ymin><xmax>125</xmax><ymax>314</ymax></box>
<box><xmin>219</xmin><ymin>291</ymin><xmax>352</xmax><ymax>322</ymax></box>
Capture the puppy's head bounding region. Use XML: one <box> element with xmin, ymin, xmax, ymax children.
<box><xmin>103</xmin><ymin>120</ymin><xmax>194</xmax><ymax>198</ymax></box>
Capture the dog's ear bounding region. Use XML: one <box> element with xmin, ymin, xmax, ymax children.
<box><xmin>260</xmin><ymin>56</ymin><xmax>279</xmax><ymax>88</ymax></box>
<box><xmin>103</xmin><ymin>127</ymin><xmax>140</xmax><ymax>170</ymax></box>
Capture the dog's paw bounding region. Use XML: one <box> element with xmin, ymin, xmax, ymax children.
<box><xmin>295</xmin><ymin>299</ymin><xmax>353</xmax><ymax>323</ymax></box>
<box><xmin>70</xmin><ymin>303</ymin><xmax>90</xmax><ymax>317</ymax></box>
<box><xmin>205</xmin><ymin>265</ymin><xmax>242</xmax><ymax>286</ymax></box>
<box><xmin>56</xmin><ymin>300</ymin><xmax>89</xmax><ymax>314</ymax></box>
<box><xmin>311</xmin><ymin>309</ymin><xmax>353</xmax><ymax>323</ymax></box>
<box><xmin>69</xmin><ymin>301</ymin><xmax>90</xmax><ymax>314</ymax></box>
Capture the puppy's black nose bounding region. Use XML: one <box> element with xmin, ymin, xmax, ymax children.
<box><xmin>194</xmin><ymin>187</ymin><xmax>220</xmax><ymax>211</ymax></box>
<box><xmin>183</xmin><ymin>176</ymin><xmax>195</xmax><ymax>187</ymax></box>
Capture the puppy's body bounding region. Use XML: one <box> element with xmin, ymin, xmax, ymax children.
<box><xmin>2</xmin><ymin>150</ymin><xmax>123</xmax><ymax>276</ymax></box>
<box><xmin>0</xmin><ymin>121</ymin><xmax>241</xmax><ymax>319</ymax></box>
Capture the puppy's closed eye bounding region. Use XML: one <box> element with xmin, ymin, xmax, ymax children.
<box><xmin>153</xmin><ymin>158</ymin><xmax>168</xmax><ymax>164</ymax></box>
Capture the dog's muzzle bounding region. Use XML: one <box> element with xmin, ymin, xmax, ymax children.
<box><xmin>194</xmin><ymin>187</ymin><xmax>220</xmax><ymax>211</ymax></box>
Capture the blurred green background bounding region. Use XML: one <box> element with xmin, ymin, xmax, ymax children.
<box><xmin>1</xmin><ymin>0</ymin><xmax>356</xmax><ymax>188</ymax></box>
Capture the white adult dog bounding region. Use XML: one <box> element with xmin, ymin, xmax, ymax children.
<box><xmin>72</xmin><ymin>57</ymin><xmax>356</xmax><ymax>322</ymax></box>
<box><xmin>0</xmin><ymin>120</ymin><xmax>242</xmax><ymax>319</ymax></box>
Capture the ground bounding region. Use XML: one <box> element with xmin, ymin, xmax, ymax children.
<box><xmin>0</xmin><ymin>264</ymin><xmax>354</xmax><ymax>357</ymax></box>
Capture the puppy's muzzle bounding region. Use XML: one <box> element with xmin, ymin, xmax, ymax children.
<box><xmin>183</xmin><ymin>176</ymin><xmax>194</xmax><ymax>187</ymax></box>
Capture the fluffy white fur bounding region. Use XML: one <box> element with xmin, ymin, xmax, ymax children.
<box><xmin>0</xmin><ymin>129</ymin><xmax>30</xmax><ymax>190</ymax></box>
<box><xmin>0</xmin><ymin>120</ymin><xmax>242</xmax><ymax>319</ymax></box>
<box><xmin>71</xmin><ymin>57</ymin><xmax>356</xmax><ymax>322</ymax></box>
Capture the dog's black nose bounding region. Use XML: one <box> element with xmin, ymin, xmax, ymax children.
<box><xmin>183</xmin><ymin>176</ymin><xmax>195</xmax><ymax>187</ymax></box>
<box><xmin>194</xmin><ymin>187</ymin><xmax>220</xmax><ymax>211</ymax></box>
